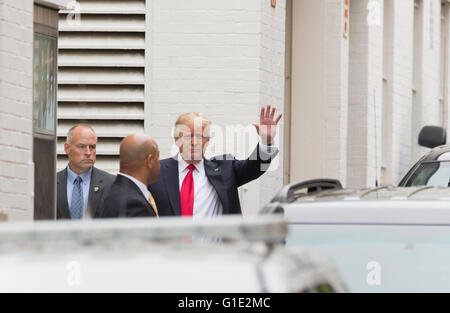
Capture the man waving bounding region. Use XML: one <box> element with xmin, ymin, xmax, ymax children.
<box><xmin>149</xmin><ymin>105</ymin><xmax>282</xmax><ymax>217</ymax></box>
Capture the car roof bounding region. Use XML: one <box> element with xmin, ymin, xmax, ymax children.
<box><xmin>419</xmin><ymin>144</ymin><xmax>450</xmax><ymax>162</ymax></box>
<box><xmin>268</xmin><ymin>186</ymin><xmax>450</xmax><ymax>225</ymax></box>
<box><xmin>294</xmin><ymin>186</ymin><xmax>450</xmax><ymax>202</ymax></box>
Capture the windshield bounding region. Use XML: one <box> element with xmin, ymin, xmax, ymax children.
<box><xmin>405</xmin><ymin>161</ymin><xmax>450</xmax><ymax>187</ymax></box>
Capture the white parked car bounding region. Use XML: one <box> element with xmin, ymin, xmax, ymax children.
<box><xmin>262</xmin><ymin>182</ymin><xmax>450</xmax><ymax>292</ymax></box>
<box><xmin>0</xmin><ymin>215</ymin><xmax>347</xmax><ymax>293</ymax></box>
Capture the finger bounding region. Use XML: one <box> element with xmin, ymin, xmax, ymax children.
<box><xmin>260</xmin><ymin>107</ymin><xmax>264</xmax><ymax>122</ymax></box>
<box><xmin>275</xmin><ymin>113</ymin><xmax>282</xmax><ymax>124</ymax></box>
<box><xmin>265</xmin><ymin>104</ymin><xmax>271</xmax><ymax>119</ymax></box>
<box><xmin>270</xmin><ymin>107</ymin><xmax>276</xmax><ymax>120</ymax></box>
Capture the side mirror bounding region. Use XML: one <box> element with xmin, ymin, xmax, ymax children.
<box><xmin>418</xmin><ymin>126</ymin><xmax>447</xmax><ymax>148</ymax></box>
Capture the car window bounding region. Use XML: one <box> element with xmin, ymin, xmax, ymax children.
<box><xmin>407</xmin><ymin>161</ymin><xmax>450</xmax><ymax>187</ymax></box>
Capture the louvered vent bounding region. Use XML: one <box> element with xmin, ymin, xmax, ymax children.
<box><xmin>57</xmin><ymin>0</ymin><xmax>146</xmax><ymax>173</ymax></box>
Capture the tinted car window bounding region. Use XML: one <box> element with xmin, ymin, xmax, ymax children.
<box><xmin>406</xmin><ymin>161</ymin><xmax>450</xmax><ymax>187</ymax></box>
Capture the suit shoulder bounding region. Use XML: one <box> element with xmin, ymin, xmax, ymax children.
<box><xmin>210</xmin><ymin>154</ymin><xmax>236</xmax><ymax>162</ymax></box>
<box><xmin>56</xmin><ymin>168</ymin><xmax>67</xmax><ymax>183</ymax></box>
<box><xmin>160</xmin><ymin>157</ymin><xmax>177</xmax><ymax>165</ymax></box>
<box><xmin>93</xmin><ymin>167</ymin><xmax>115</xmax><ymax>180</ymax></box>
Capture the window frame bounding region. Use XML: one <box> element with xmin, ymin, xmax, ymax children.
<box><xmin>33</xmin><ymin>23</ymin><xmax>58</xmax><ymax>139</ymax></box>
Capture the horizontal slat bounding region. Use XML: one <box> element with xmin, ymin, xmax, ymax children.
<box><xmin>59</xmin><ymin>14</ymin><xmax>145</xmax><ymax>32</ymax></box>
<box><xmin>57</xmin><ymin>120</ymin><xmax>144</xmax><ymax>138</ymax></box>
<box><xmin>58</xmin><ymin>68</ymin><xmax>145</xmax><ymax>85</ymax></box>
<box><xmin>58</xmin><ymin>50</ymin><xmax>145</xmax><ymax>67</ymax></box>
<box><xmin>59</xmin><ymin>0</ymin><xmax>146</xmax><ymax>15</ymax></box>
<box><xmin>58</xmin><ymin>102</ymin><xmax>144</xmax><ymax>120</ymax></box>
<box><xmin>58</xmin><ymin>86</ymin><xmax>144</xmax><ymax>102</ymax></box>
<box><xmin>58</xmin><ymin>33</ymin><xmax>145</xmax><ymax>50</ymax></box>
<box><xmin>57</xmin><ymin>137</ymin><xmax>122</xmax><ymax>155</ymax></box>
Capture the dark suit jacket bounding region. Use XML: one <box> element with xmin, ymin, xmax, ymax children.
<box><xmin>148</xmin><ymin>144</ymin><xmax>278</xmax><ymax>216</ymax></box>
<box><xmin>57</xmin><ymin>166</ymin><xmax>115</xmax><ymax>219</ymax></box>
<box><xmin>96</xmin><ymin>174</ymin><xmax>157</xmax><ymax>218</ymax></box>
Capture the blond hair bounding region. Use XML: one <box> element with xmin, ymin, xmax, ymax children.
<box><xmin>173</xmin><ymin>112</ymin><xmax>211</xmax><ymax>137</ymax></box>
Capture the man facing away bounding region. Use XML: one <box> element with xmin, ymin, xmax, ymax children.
<box><xmin>148</xmin><ymin>104</ymin><xmax>282</xmax><ymax>217</ymax></box>
<box><xmin>57</xmin><ymin>125</ymin><xmax>115</xmax><ymax>219</ymax></box>
<box><xmin>96</xmin><ymin>134</ymin><xmax>160</xmax><ymax>218</ymax></box>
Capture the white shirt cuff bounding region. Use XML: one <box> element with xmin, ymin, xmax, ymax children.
<box><xmin>258</xmin><ymin>141</ymin><xmax>279</xmax><ymax>158</ymax></box>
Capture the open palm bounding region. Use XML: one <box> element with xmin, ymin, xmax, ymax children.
<box><xmin>253</xmin><ymin>104</ymin><xmax>282</xmax><ymax>145</ymax></box>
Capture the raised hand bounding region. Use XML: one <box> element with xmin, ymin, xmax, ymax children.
<box><xmin>252</xmin><ymin>104</ymin><xmax>282</xmax><ymax>145</ymax></box>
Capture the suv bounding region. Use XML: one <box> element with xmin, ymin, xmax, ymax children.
<box><xmin>262</xmin><ymin>182</ymin><xmax>450</xmax><ymax>292</ymax></box>
<box><xmin>260</xmin><ymin>125</ymin><xmax>450</xmax><ymax>292</ymax></box>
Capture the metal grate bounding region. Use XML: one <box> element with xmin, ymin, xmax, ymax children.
<box><xmin>57</xmin><ymin>0</ymin><xmax>147</xmax><ymax>173</ymax></box>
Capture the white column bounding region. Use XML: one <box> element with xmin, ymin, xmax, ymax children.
<box><xmin>411</xmin><ymin>0</ymin><xmax>442</xmax><ymax>163</ymax></box>
<box><xmin>291</xmin><ymin>0</ymin><xmax>349</xmax><ymax>185</ymax></box>
<box><xmin>347</xmin><ymin>0</ymin><xmax>384</xmax><ymax>188</ymax></box>
<box><xmin>382</xmin><ymin>0</ymin><xmax>415</xmax><ymax>185</ymax></box>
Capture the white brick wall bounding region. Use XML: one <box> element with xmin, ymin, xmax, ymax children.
<box><xmin>0</xmin><ymin>0</ymin><xmax>34</xmax><ymax>220</ymax></box>
<box><xmin>149</xmin><ymin>0</ymin><xmax>286</xmax><ymax>214</ymax></box>
<box><xmin>380</xmin><ymin>0</ymin><xmax>415</xmax><ymax>185</ymax></box>
<box><xmin>324</xmin><ymin>0</ymin><xmax>349</xmax><ymax>185</ymax></box>
<box><xmin>411</xmin><ymin>0</ymin><xmax>442</xmax><ymax>163</ymax></box>
<box><xmin>348</xmin><ymin>0</ymin><xmax>383</xmax><ymax>188</ymax></box>
<box><xmin>444</xmin><ymin>4</ymin><xmax>450</xmax><ymax>134</ymax></box>
<box><xmin>290</xmin><ymin>0</ymin><xmax>349</xmax><ymax>186</ymax></box>
<box><xmin>392</xmin><ymin>0</ymin><xmax>414</xmax><ymax>183</ymax></box>
<box><xmin>256</xmin><ymin>0</ymin><xmax>286</xmax><ymax>211</ymax></box>
<box><xmin>367</xmin><ymin>0</ymin><xmax>384</xmax><ymax>187</ymax></box>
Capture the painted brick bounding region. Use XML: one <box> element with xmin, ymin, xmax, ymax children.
<box><xmin>0</xmin><ymin>0</ymin><xmax>33</xmax><ymax>220</ymax></box>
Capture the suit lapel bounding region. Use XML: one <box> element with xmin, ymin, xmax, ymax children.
<box><xmin>204</xmin><ymin>159</ymin><xmax>229</xmax><ymax>214</ymax></box>
<box><xmin>57</xmin><ymin>168</ymin><xmax>71</xmax><ymax>219</ymax></box>
<box><xmin>164</xmin><ymin>157</ymin><xmax>181</xmax><ymax>216</ymax></box>
<box><xmin>88</xmin><ymin>167</ymin><xmax>104</xmax><ymax>218</ymax></box>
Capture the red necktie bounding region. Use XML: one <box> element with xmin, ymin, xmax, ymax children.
<box><xmin>180</xmin><ymin>164</ymin><xmax>196</xmax><ymax>216</ymax></box>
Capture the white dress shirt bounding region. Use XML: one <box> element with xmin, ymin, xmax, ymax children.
<box><xmin>177</xmin><ymin>143</ymin><xmax>278</xmax><ymax>217</ymax></box>
<box><xmin>178</xmin><ymin>154</ymin><xmax>223</xmax><ymax>218</ymax></box>
<box><xmin>118</xmin><ymin>172</ymin><xmax>151</xmax><ymax>204</ymax></box>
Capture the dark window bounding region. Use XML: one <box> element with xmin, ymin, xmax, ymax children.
<box><xmin>406</xmin><ymin>161</ymin><xmax>450</xmax><ymax>187</ymax></box>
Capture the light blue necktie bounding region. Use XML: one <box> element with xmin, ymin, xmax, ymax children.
<box><xmin>70</xmin><ymin>176</ymin><xmax>83</xmax><ymax>219</ymax></box>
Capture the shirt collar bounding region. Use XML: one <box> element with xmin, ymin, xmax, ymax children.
<box><xmin>67</xmin><ymin>165</ymin><xmax>92</xmax><ymax>184</ymax></box>
<box><xmin>177</xmin><ymin>154</ymin><xmax>204</xmax><ymax>175</ymax></box>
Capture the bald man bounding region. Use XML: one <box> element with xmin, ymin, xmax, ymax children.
<box><xmin>96</xmin><ymin>134</ymin><xmax>160</xmax><ymax>218</ymax></box>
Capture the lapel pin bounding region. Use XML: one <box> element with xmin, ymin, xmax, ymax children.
<box><xmin>214</xmin><ymin>168</ymin><xmax>219</xmax><ymax>172</ymax></box>
<box><xmin>94</xmin><ymin>186</ymin><xmax>99</xmax><ymax>192</ymax></box>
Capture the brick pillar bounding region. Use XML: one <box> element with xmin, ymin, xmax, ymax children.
<box><xmin>291</xmin><ymin>0</ymin><xmax>349</xmax><ymax>185</ymax></box>
<box><xmin>411</xmin><ymin>0</ymin><xmax>442</xmax><ymax>163</ymax></box>
<box><xmin>0</xmin><ymin>1</ymin><xmax>34</xmax><ymax>220</ymax></box>
<box><xmin>347</xmin><ymin>0</ymin><xmax>383</xmax><ymax>188</ymax></box>
<box><xmin>381</xmin><ymin>0</ymin><xmax>415</xmax><ymax>185</ymax></box>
